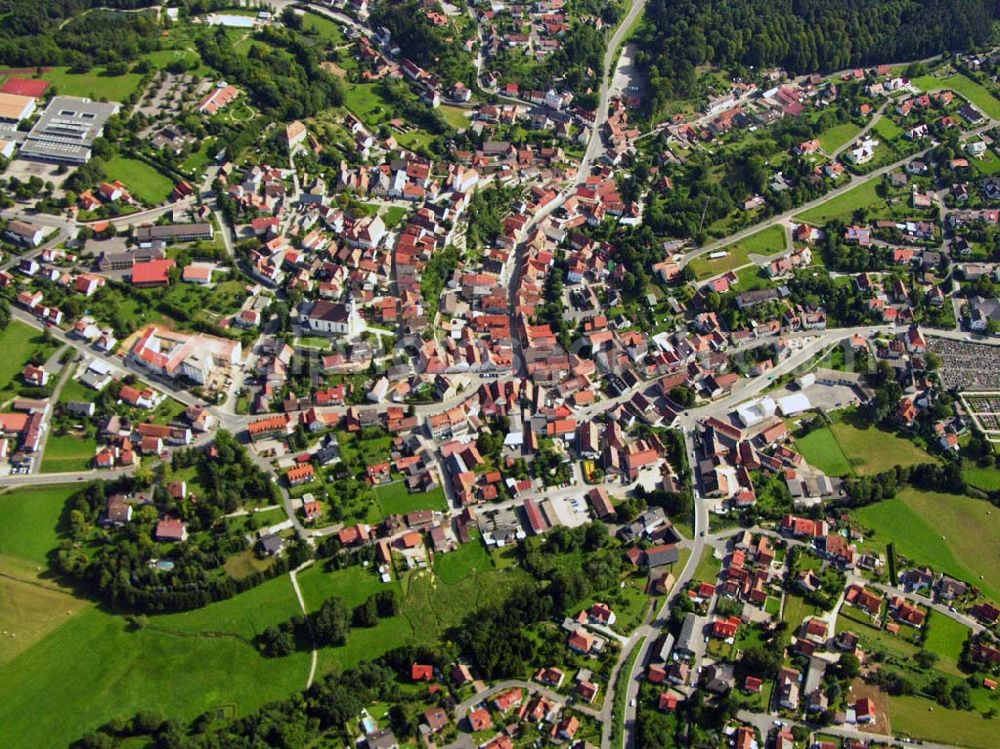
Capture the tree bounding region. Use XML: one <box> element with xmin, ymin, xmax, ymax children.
<box><xmin>738</xmin><ymin>645</ymin><xmax>782</xmax><ymax>679</ymax></box>
<box><xmin>915</xmin><ymin>649</ymin><xmax>939</xmax><ymax>670</ymax></box>
<box><xmin>669</xmin><ymin>385</ymin><xmax>696</xmax><ymax>407</ymax></box>
<box><xmin>836</xmin><ymin>652</ymin><xmax>861</xmax><ymax>680</ymax></box>
<box><xmin>313</xmin><ymin>596</ymin><xmax>350</xmax><ymax>646</ymax></box>
<box><xmin>353</xmin><ymin>596</ymin><xmax>379</xmax><ymax>628</ymax></box>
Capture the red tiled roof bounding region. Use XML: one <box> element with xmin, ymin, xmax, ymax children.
<box><xmin>131</xmin><ymin>259</ymin><xmax>175</xmax><ymax>286</ymax></box>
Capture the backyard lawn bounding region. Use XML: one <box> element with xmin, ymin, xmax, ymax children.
<box><xmin>103</xmin><ymin>156</ymin><xmax>175</xmax><ymax>205</ymax></box>
<box><xmin>0</xmin><ymin>321</ymin><xmax>55</xmax><ymax>393</ymax></box>
<box><xmin>780</xmin><ymin>593</ymin><xmax>822</xmax><ymax>645</ymax></box>
<box><xmin>854</xmin><ymin>488</ymin><xmax>1000</xmax><ymax>602</ymax></box>
<box><xmin>439</xmin><ymin>105</ymin><xmax>471</xmax><ymax>130</ymax></box>
<box><xmin>692</xmin><ymin>546</ymin><xmax>722</xmax><ymax>584</ymax></box>
<box><xmin>374</xmin><ymin>481</ymin><xmax>448</xmax><ymax>516</ymax></box>
<box><xmin>58</xmin><ymin>376</ymin><xmax>101</xmax><ymax>403</ymax></box>
<box><xmin>690</xmin><ymin>225</ymin><xmax>788</xmax><ymax>280</ymax></box>
<box><xmin>381</xmin><ymin>205</ymin><xmax>409</xmax><ymax>229</ymax></box>
<box><xmin>873</xmin><ymin>116</ymin><xmax>904</xmax><ymax>142</ymax></box>
<box><xmin>818</xmin><ymin>122</ymin><xmax>862</xmax><ymax>153</ymax></box>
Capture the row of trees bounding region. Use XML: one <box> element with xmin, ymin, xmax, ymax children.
<box><xmin>257</xmin><ymin>590</ymin><xmax>400</xmax><ymax>657</ymax></box>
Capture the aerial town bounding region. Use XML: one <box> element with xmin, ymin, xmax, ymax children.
<box><xmin>0</xmin><ymin>2</ymin><xmax>999</xmax><ymax>749</ymax></box>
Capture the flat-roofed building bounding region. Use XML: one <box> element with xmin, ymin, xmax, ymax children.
<box><xmin>134</xmin><ymin>223</ymin><xmax>214</xmax><ymax>245</ymax></box>
<box><xmin>0</xmin><ymin>92</ymin><xmax>36</xmax><ymax>123</ymax></box>
<box><xmin>19</xmin><ymin>96</ymin><xmax>120</xmax><ymax>164</ymax></box>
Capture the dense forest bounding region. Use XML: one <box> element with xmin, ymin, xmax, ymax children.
<box><xmin>0</xmin><ymin>0</ymin><xmax>161</xmax><ymax>66</ymax></box>
<box><xmin>635</xmin><ymin>0</ymin><xmax>996</xmax><ymax>113</ymax></box>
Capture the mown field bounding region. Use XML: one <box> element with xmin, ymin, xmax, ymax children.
<box><xmin>42</xmin><ymin>66</ymin><xmax>144</xmax><ymax>101</ymax></box>
<box><xmin>374</xmin><ymin>481</ymin><xmax>448</xmax><ymax>515</ymax></box>
<box><xmin>793</xmin><ymin>410</ymin><xmax>933</xmax><ymax>477</ymax></box>
<box><xmin>40</xmin><ymin>433</ymin><xmax>98</xmax><ymax>473</ymax></box>
<box><xmin>963</xmin><ymin>465</ymin><xmax>1000</xmax><ymax>492</ymax></box>
<box><xmin>102</xmin><ymin>155</ymin><xmax>175</xmax><ymax>205</ymax></box>
<box><xmin>889</xmin><ymin>694</ymin><xmax>998</xmax><ymax>749</ymax></box>
<box><xmin>832</xmin><ymin>410</ymin><xmax>933</xmax><ymax>475</ymax></box>
<box><xmin>854</xmin><ymin>488</ymin><xmax>1000</xmax><ymax>603</ymax></box>
<box><xmin>690</xmin><ymin>225</ymin><xmax>788</xmax><ymax>280</ymax></box>
<box><xmin>817</xmin><ymin>122</ymin><xmax>862</xmax><ymax>153</ymax></box>
<box><xmin>796</xmin><ymin>180</ymin><xmax>882</xmax><ymax>225</ymax></box>
<box><xmin>793</xmin><ymin>425</ymin><xmax>852</xmax><ymax>476</ymax></box>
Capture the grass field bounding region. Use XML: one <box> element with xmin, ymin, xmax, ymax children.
<box><xmin>796</xmin><ymin>180</ymin><xmax>882</xmax><ymax>225</ymax></box>
<box><xmin>873</xmin><ymin>116</ymin><xmax>904</xmax><ymax>142</ymax></box>
<box><xmin>0</xmin><ymin>554</ymin><xmax>83</xmax><ymax>666</ymax></box>
<box><xmin>854</xmin><ymin>488</ymin><xmax>1000</xmax><ymax>602</ymax></box>
<box><xmin>922</xmin><ymin>610</ymin><xmax>970</xmax><ymax>665</ymax></box>
<box><xmin>963</xmin><ymin>465</ymin><xmax>1000</xmax><ymax>492</ymax></box>
<box><xmin>889</xmin><ymin>694</ymin><xmax>997</xmax><ymax>749</ymax></box>
<box><xmin>299</xmin><ymin>556</ymin><xmax>528</xmax><ymax>675</ymax></box>
<box><xmin>374</xmin><ymin>481</ymin><xmax>448</xmax><ymax>515</ymax></box>
<box><xmin>40</xmin><ymin>433</ymin><xmax>98</xmax><ymax>473</ymax></box>
<box><xmin>42</xmin><ymin>66</ymin><xmax>144</xmax><ymax>101</ymax></box>
<box><xmin>911</xmin><ymin>72</ymin><xmax>1000</xmax><ymax>121</ymax></box>
<box><xmin>0</xmin><ymin>485</ymin><xmax>75</xmax><ymax>565</ymax></box>
<box><xmin>829</xmin><ymin>410</ymin><xmax>933</xmax><ymax>475</ymax></box>
<box><xmin>794</xmin><ymin>425</ymin><xmax>852</xmax><ymax>476</ymax></box>
<box><xmin>0</xmin><ymin>321</ymin><xmax>52</xmax><ymax>393</ymax></box>
<box><xmin>58</xmin><ymin>376</ymin><xmax>101</xmax><ymax>403</ymax></box>
<box><xmin>781</xmin><ymin>593</ymin><xmax>822</xmax><ymax>645</ymax></box>
<box><xmin>973</xmin><ymin>149</ymin><xmax>1000</xmax><ymax>176</ymax></box>
<box><xmin>0</xmin><ymin>586</ymin><xmax>312</xmax><ymax>748</ymax></box>
<box><xmin>102</xmin><ymin>156</ymin><xmax>175</xmax><ymax>205</ymax></box>
<box><xmin>690</xmin><ymin>225</ymin><xmax>788</xmax><ymax>280</ymax></box>
<box><xmin>818</xmin><ymin>122</ymin><xmax>862</xmax><ymax>153</ymax></box>
<box><xmin>302</xmin><ymin>10</ymin><xmax>348</xmax><ymax>45</ymax></box>
<box><xmin>381</xmin><ymin>205</ymin><xmax>408</xmax><ymax>229</ymax></box>
<box><xmin>836</xmin><ymin>607</ymin><xmax>922</xmax><ymax>661</ymax></box>
<box><xmin>692</xmin><ymin>546</ymin><xmax>722</xmax><ymax>584</ymax></box>
<box><xmin>439</xmin><ymin>105</ymin><xmax>471</xmax><ymax>130</ymax></box>
<box><xmin>0</xmin><ymin>484</ymin><xmax>313</xmax><ymax>747</ymax></box>
<box><xmin>434</xmin><ymin>533</ymin><xmax>492</xmax><ymax>585</ymax></box>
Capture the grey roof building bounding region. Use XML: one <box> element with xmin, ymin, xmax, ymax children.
<box><xmin>19</xmin><ymin>96</ymin><xmax>120</xmax><ymax>164</ymax></box>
